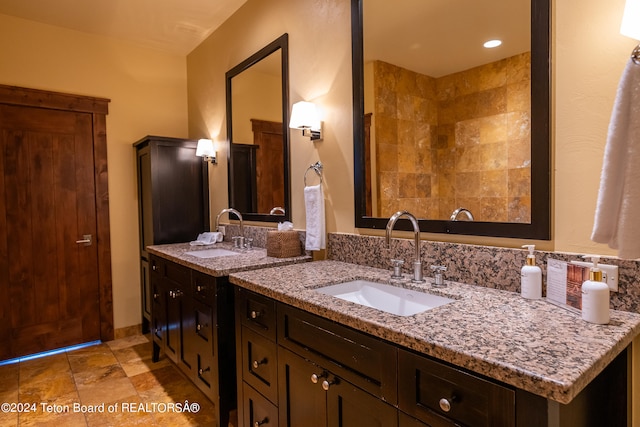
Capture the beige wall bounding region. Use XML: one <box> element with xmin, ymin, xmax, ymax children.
<box><xmin>187</xmin><ymin>0</ymin><xmax>354</xmax><ymax>233</ymax></box>
<box><xmin>0</xmin><ymin>13</ymin><xmax>189</xmax><ymax>330</ymax></box>
<box><xmin>189</xmin><ymin>0</ymin><xmax>639</xmax><ymax>256</ymax></box>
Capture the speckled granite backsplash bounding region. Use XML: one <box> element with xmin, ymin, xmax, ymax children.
<box><xmin>327</xmin><ymin>232</ymin><xmax>640</xmax><ymax>314</ymax></box>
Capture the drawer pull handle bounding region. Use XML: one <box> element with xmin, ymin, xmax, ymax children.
<box><xmin>252</xmin><ymin>358</ymin><xmax>267</xmax><ymax>369</ymax></box>
<box><xmin>169</xmin><ymin>290</ymin><xmax>183</xmax><ymax>299</ymax></box>
<box><xmin>254</xmin><ymin>417</ymin><xmax>269</xmax><ymax>427</ymax></box>
<box><xmin>310</xmin><ymin>372</ymin><xmax>327</xmax><ymax>384</ymax></box>
<box><xmin>250</xmin><ymin>310</ymin><xmax>262</xmax><ymax>319</ymax></box>
<box><xmin>198</xmin><ymin>367</ymin><xmax>210</xmax><ymax>376</ymax></box>
<box><xmin>196</xmin><ymin>324</ymin><xmax>203</xmax><ymax>332</ymax></box>
<box><xmin>196</xmin><ymin>284</ymin><xmax>206</xmax><ymax>292</ymax></box>
<box><xmin>439</xmin><ymin>396</ymin><xmax>456</xmax><ymax>412</ymax></box>
<box><xmin>152</xmin><ymin>265</ymin><xmax>157</xmax><ymax>271</ymax></box>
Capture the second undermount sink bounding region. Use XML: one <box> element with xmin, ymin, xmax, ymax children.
<box><xmin>184</xmin><ymin>248</ymin><xmax>240</xmax><ymax>258</ymax></box>
<box><xmin>316</xmin><ymin>280</ymin><xmax>454</xmax><ymax>316</ymax></box>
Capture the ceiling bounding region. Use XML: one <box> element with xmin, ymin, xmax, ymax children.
<box><xmin>0</xmin><ymin>0</ymin><xmax>248</xmax><ymax>55</ymax></box>
<box><xmin>0</xmin><ymin>0</ymin><xmax>531</xmax><ymax>76</ymax></box>
<box><xmin>365</xmin><ymin>0</ymin><xmax>530</xmax><ymax>77</ymax></box>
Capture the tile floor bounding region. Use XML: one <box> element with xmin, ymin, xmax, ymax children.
<box><xmin>0</xmin><ymin>334</ymin><xmax>226</xmax><ymax>426</ymax></box>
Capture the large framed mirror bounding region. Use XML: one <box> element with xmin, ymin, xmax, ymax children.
<box><xmin>352</xmin><ymin>0</ymin><xmax>550</xmax><ymax>239</ymax></box>
<box><xmin>226</xmin><ymin>33</ymin><xmax>290</xmax><ymax>223</ymax></box>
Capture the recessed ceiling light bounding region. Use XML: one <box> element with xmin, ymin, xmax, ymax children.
<box><xmin>483</xmin><ymin>39</ymin><xmax>502</xmax><ymax>48</ymax></box>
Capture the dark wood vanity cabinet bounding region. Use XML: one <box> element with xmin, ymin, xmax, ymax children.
<box><xmin>234</xmin><ymin>287</ymin><xmax>402</xmax><ymax>427</ymax></box>
<box><xmin>150</xmin><ymin>255</ymin><xmax>236</xmax><ymax>427</ymax></box>
<box><xmin>234</xmin><ymin>288</ymin><xmax>632</xmax><ymax>427</ymax></box>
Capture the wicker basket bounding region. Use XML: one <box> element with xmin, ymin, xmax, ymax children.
<box><xmin>266</xmin><ymin>230</ymin><xmax>301</xmax><ymax>258</ymax></box>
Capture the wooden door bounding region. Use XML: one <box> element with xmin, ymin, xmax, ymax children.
<box><xmin>0</xmin><ymin>102</ymin><xmax>102</xmax><ymax>359</ymax></box>
<box><xmin>251</xmin><ymin>119</ymin><xmax>284</xmax><ymax>213</ymax></box>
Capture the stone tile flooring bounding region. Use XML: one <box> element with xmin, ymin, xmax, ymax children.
<box><xmin>0</xmin><ymin>335</ymin><xmax>224</xmax><ymax>426</ymax></box>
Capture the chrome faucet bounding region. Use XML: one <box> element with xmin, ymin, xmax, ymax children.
<box><xmin>385</xmin><ymin>210</ymin><xmax>424</xmax><ymax>283</ymax></box>
<box><xmin>215</xmin><ymin>207</ymin><xmax>244</xmax><ymax>239</ymax></box>
<box><xmin>269</xmin><ymin>206</ymin><xmax>285</xmax><ymax>215</ymax></box>
<box><xmin>450</xmin><ymin>207</ymin><xmax>474</xmax><ymax>221</ymax></box>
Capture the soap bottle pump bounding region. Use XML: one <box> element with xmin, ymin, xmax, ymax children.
<box><xmin>521</xmin><ymin>245</ymin><xmax>542</xmax><ymax>299</ymax></box>
<box><xmin>581</xmin><ymin>255</ymin><xmax>610</xmax><ymax>325</ymax></box>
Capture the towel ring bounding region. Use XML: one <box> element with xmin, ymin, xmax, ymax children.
<box><xmin>304</xmin><ymin>161</ymin><xmax>323</xmax><ymax>186</ymax></box>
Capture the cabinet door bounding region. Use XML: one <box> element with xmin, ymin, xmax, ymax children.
<box><xmin>278</xmin><ymin>347</ymin><xmax>327</xmax><ymax>427</ymax></box>
<box><xmin>150</xmin><ymin>257</ymin><xmax>166</xmax><ymax>360</ymax></box>
<box><xmin>242</xmin><ymin>382</ymin><xmax>279</xmax><ymax>427</ymax></box>
<box><xmin>327</xmin><ymin>378</ymin><xmax>398</xmax><ymax>427</ymax></box>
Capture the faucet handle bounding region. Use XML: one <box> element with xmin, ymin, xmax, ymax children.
<box><xmin>430</xmin><ymin>265</ymin><xmax>447</xmax><ymax>287</ymax></box>
<box><xmin>390</xmin><ymin>259</ymin><xmax>405</xmax><ymax>279</ymax></box>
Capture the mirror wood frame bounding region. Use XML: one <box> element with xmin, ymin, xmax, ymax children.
<box><xmin>351</xmin><ymin>0</ymin><xmax>551</xmax><ymax>239</ymax></box>
<box><xmin>226</xmin><ymin>33</ymin><xmax>291</xmax><ymax>223</ymax></box>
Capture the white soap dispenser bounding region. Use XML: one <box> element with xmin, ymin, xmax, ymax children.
<box><xmin>581</xmin><ymin>255</ymin><xmax>610</xmax><ymax>325</ymax></box>
<box><xmin>521</xmin><ymin>244</ymin><xmax>542</xmax><ymax>299</ymax></box>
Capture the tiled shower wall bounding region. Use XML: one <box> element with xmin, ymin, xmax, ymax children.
<box><xmin>327</xmin><ymin>232</ymin><xmax>640</xmax><ymax>314</ymax></box>
<box><xmin>371</xmin><ymin>52</ymin><xmax>531</xmax><ymax>222</ymax></box>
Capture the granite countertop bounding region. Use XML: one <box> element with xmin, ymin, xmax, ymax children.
<box><xmin>228</xmin><ymin>260</ymin><xmax>640</xmax><ymax>404</ymax></box>
<box><xmin>146</xmin><ymin>242</ymin><xmax>312</xmax><ymax>277</ymax></box>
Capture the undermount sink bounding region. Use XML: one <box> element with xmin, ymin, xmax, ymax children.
<box><xmin>184</xmin><ymin>248</ymin><xmax>240</xmax><ymax>259</ymax></box>
<box><xmin>316</xmin><ymin>280</ymin><xmax>454</xmax><ymax>316</ymax></box>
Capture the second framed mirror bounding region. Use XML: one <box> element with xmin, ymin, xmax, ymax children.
<box><xmin>226</xmin><ymin>33</ymin><xmax>291</xmax><ymax>223</ymax></box>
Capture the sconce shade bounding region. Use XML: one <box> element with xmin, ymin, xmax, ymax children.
<box><xmin>196</xmin><ymin>139</ymin><xmax>217</xmax><ymax>163</ymax></box>
<box><xmin>196</xmin><ymin>139</ymin><xmax>215</xmax><ymax>157</ymax></box>
<box><xmin>289</xmin><ymin>101</ymin><xmax>321</xmax><ymax>130</ymax></box>
<box><xmin>621</xmin><ymin>0</ymin><xmax>640</xmax><ymax>40</ymax></box>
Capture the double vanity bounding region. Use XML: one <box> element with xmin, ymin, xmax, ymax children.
<box><xmin>147</xmin><ymin>235</ymin><xmax>640</xmax><ymax>427</ymax></box>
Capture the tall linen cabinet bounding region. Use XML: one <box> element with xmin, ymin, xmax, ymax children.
<box><xmin>134</xmin><ymin>135</ymin><xmax>209</xmax><ymax>332</ymax></box>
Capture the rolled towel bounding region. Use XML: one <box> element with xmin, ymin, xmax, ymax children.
<box><xmin>304</xmin><ymin>184</ymin><xmax>325</xmax><ymax>250</ymax></box>
<box><xmin>190</xmin><ymin>232</ymin><xmax>223</xmax><ymax>246</ymax></box>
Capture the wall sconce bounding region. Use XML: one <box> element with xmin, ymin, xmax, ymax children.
<box><xmin>196</xmin><ymin>139</ymin><xmax>217</xmax><ymax>164</ymax></box>
<box><xmin>621</xmin><ymin>0</ymin><xmax>640</xmax><ymax>63</ymax></box>
<box><xmin>289</xmin><ymin>101</ymin><xmax>323</xmax><ymax>141</ymax></box>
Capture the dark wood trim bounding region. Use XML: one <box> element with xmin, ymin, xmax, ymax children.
<box><xmin>351</xmin><ymin>0</ymin><xmax>551</xmax><ymax>240</ymax></box>
<box><xmin>0</xmin><ymin>84</ymin><xmax>109</xmax><ymax>115</ymax></box>
<box><xmin>0</xmin><ymin>84</ymin><xmax>114</xmax><ymax>342</ymax></box>
<box><xmin>93</xmin><ymin>112</ymin><xmax>114</xmax><ymax>341</ymax></box>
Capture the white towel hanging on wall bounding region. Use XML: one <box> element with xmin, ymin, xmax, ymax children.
<box><xmin>304</xmin><ymin>184</ymin><xmax>325</xmax><ymax>251</ymax></box>
<box><xmin>591</xmin><ymin>57</ymin><xmax>640</xmax><ymax>259</ymax></box>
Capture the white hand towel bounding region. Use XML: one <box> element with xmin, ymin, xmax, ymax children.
<box><xmin>304</xmin><ymin>184</ymin><xmax>325</xmax><ymax>251</ymax></box>
<box><xmin>591</xmin><ymin>58</ymin><xmax>640</xmax><ymax>259</ymax></box>
<box><xmin>190</xmin><ymin>232</ymin><xmax>223</xmax><ymax>246</ymax></box>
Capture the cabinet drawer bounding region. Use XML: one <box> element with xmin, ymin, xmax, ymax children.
<box><xmin>398</xmin><ymin>349</ymin><xmax>515</xmax><ymax>427</ymax></box>
<box><xmin>150</xmin><ymin>255</ymin><xmax>191</xmax><ymax>286</ymax></box>
<box><xmin>192</xmin><ymin>270</ymin><xmax>216</xmax><ymax>303</ymax></box>
<box><xmin>236</xmin><ymin>288</ymin><xmax>277</xmax><ymax>340</ymax></box>
<box><xmin>277</xmin><ymin>303</ymin><xmax>397</xmax><ymax>403</ymax></box>
<box><xmin>242</xmin><ymin>382</ymin><xmax>278</xmax><ymax>427</ymax></box>
<box><xmin>241</xmin><ymin>327</ymin><xmax>278</xmax><ymax>404</ymax></box>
